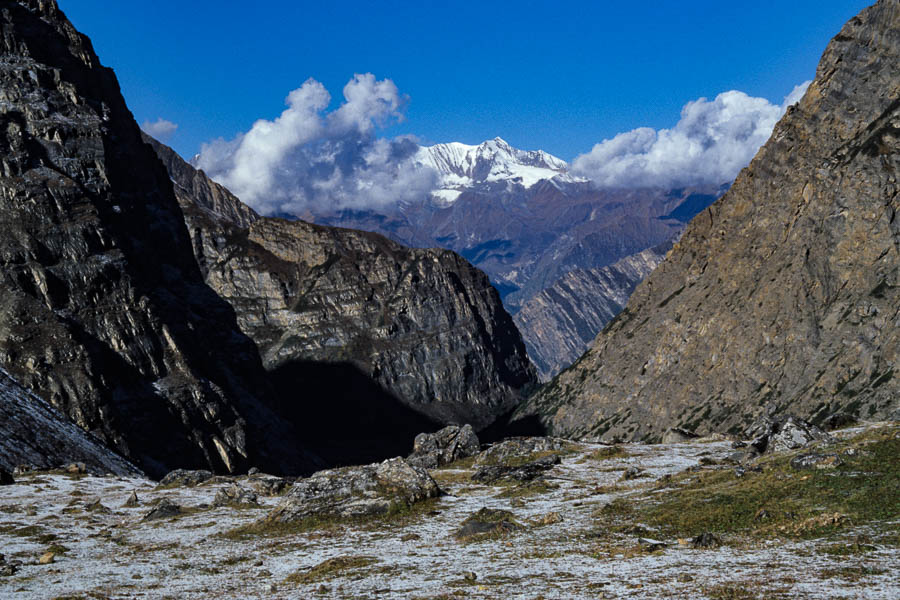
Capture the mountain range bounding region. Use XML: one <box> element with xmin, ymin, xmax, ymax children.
<box><xmin>516</xmin><ymin>0</ymin><xmax>900</xmax><ymax>439</ymax></box>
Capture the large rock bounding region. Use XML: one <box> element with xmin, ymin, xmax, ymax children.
<box><xmin>748</xmin><ymin>415</ymin><xmax>834</xmax><ymax>454</ymax></box>
<box><xmin>147</xmin><ymin>137</ymin><xmax>537</xmax><ymax>443</ymax></box>
<box><xmin>518</xmin><ymin>1</ymin><xmax>900</xmax><ymax>441</ymax></box>
<box><xmin>0</xmin><ymin>0</ymin><xmax>317</xmax><ymax>477</ymax></box>
<box><xmin>407</xmin><ymin>425</ymin><xmax>480</xmax><ymax>469</ymax></box>
<box><xmin>265</xmin><ymin>458</ymin><xmax>441</xmax><ymax>523</ymax></box>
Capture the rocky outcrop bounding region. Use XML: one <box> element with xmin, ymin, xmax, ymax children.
<box><xmin>518</xmin><ymin>1</ymin><xmax>900</xmax><ymax>440</ymax></box>
<box><xmin>0</xmin><ymin>0</ymin><xmax>317</xmax><ymax>477</ymax></box>
<box><xmin>266</xmin><ymin>457</ymin><xmax>441</xmax><ymax>523</ymax></box>
<box><xmin>0</xmin><ymin>368</ymin><xmax>140</xmax><ymax>476</ymax></box>
<box><xmin>407</xmin><ymin>424</ymin><xmax>480</xmax><ymax>469</ymax></box>
<box><xmin>146</xmin><ymin>136</ymin><xmax>537</xmax><ymax>441</ymax></box>
<box><xmin>514</xmin><ymin>242</ymin><xmax>671</xmax><ymax>380</ymax></box>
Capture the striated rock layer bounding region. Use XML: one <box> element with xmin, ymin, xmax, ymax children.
<box><xmin>0</xmin><ymin>0</ymin><xmax>317</xmax><ymax>477</ymax></box>
<box><xmin>519</xmin><ymin>0</ymin><xmax>900</xmax><ymax>441</ymax></box>
<box><xmin>148</xmin><ymin>137</ymin><xmax>537</xmax><ymax>444</ymax></box>
<box><xmin>514</xmin><ymin>242</ymin><xmax>671</xmax><ymax>381</ymax></box>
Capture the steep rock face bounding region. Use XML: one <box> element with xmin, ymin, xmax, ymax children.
<box><xmin>147</xmin><ymin>137</ymin><xmax>537</xmax><ymax>438</ymax></box>
<box><xmin>520</xmin><ymin>0</ymin><xmax>900</xmax><ymax>440</ymax></box>
<box><xmin>0</xmin><ymin>368</ymin><xmax>142</xmax><ymax>475</ymax></box>
<box><xmin>514</xmin><ymin>242</ymin><xmax>671</xmax><ymax>381</ymax></box>
<box><xmin>312</xmin><ymin>185</ymin><xmax>720</xmax><ymax>312</ymax></box>
<box><xmin>0</xmin><ymin>0</ymin><xmax>315</xmax><ymax>477</ymax></box>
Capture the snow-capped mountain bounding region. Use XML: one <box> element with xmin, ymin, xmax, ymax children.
<box><xmin>414</xmin><ymin>137</ymin><xmax>585</xmax><ymax>203</ymax></box>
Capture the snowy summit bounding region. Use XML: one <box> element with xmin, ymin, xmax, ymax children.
<box><xmin>415</xmin><ymin>137</ymin><xmax>585</xmax><ymax>203</ymax></box>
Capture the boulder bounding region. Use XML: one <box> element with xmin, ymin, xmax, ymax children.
<box><xmin>142</xmin><ymin>499</ymin><xmax>182</xmax><ymax>521</ymax></box>
<box><xmin>213</xmin><ymin>484</ymin><xmax>259</xmax><ymax>507</ymax></box>
<box><xmin>407</xmin><ymin>424</ymin><xmax>480</xmax><ymax>469</ymax></box>
<box><xmin>475</xmin><ymin>437</ymin><xmax>571</xmax><ymax>467</ymax></box>
<box><xmin>471</xmin><ymin>454</ymin><xmax>560</xmax><ymax>484</ymax></box>
<box><xmin>747</xmin><ymin>415</ymin><xmax>833</xmax><ymax>454</ymax></box>
<box><xmin>266</xmin><ymin>458</ymin><xmax>440</xmax><ymax>523</ymax></box>
<box><xmin>158</xmin><ymin>469</ymin><xmax>214</xmax><ymax>488</ymax></box>
<box><xmin>453</xmin><ymin>508</ymin><xmax>522</xmax><ymax>541</ymax></box>
<box><xmin>245</xmin><ymin>475</ymin><xmax>291</xmax><ymax>496</ymax></box>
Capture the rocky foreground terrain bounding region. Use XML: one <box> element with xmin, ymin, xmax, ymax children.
<box><xmin>1</xmin><ymin>420</ymin><xmax>896</xmax><ymax>599</ymax></box>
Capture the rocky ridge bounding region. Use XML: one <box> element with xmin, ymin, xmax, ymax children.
<box><xmin>148</xmin><ymin>137</ymin><xmax>537</xmax><ymax>444</ymax></box>
<box><xmin>519</xmin><ymin>0</ymin><xmax>900</xmax><ymax>440</ymax></box>
<box><xmin>514</xmin><ymin>241</ymin><xmax>671</xmax><ymax>381</ymax></box>
<box><xmin>0</xmin><ymin>0</ymin><xmax>320</xmax><ymax>477</ymax></box>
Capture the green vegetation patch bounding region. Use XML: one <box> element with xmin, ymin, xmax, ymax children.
<box><xmin>608</xmin><ymin>425</ymin><xmax>900</xmax><ymax>540</ymax></box>
<box><xmin>223</xmin><ymin>497</ymin><xmax>441</xmax><ymax>540</ymax></box>
<box><xmin>285</xmin><ymin>555</ymin><xmax>378</xmax><ymax>585</ymax></box>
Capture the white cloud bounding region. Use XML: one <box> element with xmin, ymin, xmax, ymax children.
<box><xmin>141</xmin><ymin>118</ymin><xmax>178</xmax><ymax>141</ymax></box>
<box><xmin>572</xmin><ymin>82</ymin><xmax>811</xmax><ymax>189</ymax></box>
<box><xmin>194</xmin><ymin>74</ymin><xmax>435</xmax><ymax>215</ymax></box>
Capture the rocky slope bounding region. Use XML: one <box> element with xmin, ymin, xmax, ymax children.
<box><xmin>148</xmin><ymin>137</ymin><xmax>537</xmax><ymax>454</ymax></box>
<box><xmin>0</xmin><ymin>0</ymin><xmax>318</xmax><ymax>477</ymax></box>
<box><xmin>311</xmin><ymin>184</ymin><xmax>721</xmax><ymax>312</ymax></box>
<box><xmin>0</xmin><ymin>368</ymin><xmax>142</xmax><ymax>476</ymax></box>
<box><xmin>514</xmin><ymin>242</ymin><xmax>671</xmax><ymax>381</ymax></box>
<box><xmin>518</xmin><ymin>0</ymin><xmax>900</xmax><ymax>440</ymax></box>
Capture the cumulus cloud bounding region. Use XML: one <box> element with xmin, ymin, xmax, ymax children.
<box><xmin>194</xmin><ymin>74</ymin><xmax>436</xmax><ymax>214</ymax></box>
<box><xmin>141</xmin><ymin>118</ymin><xmax>178</xmax><ymax>141</ymax></box>
<box><xmin>572</xmin><ymin>82</ymin><xmax>811</xmax><ymax>188</ymax></box>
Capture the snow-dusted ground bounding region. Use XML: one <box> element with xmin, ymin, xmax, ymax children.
<box><xmin>1</xmin><ymin>427</ymin><xmax>897</xmax><ymax>599</ymax></box>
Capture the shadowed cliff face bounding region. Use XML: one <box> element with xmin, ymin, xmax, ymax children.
<box><xmin>519</xmin><ymin>0</ymin><xmax>900</xmax><ymax>441</ymax></box>
<box><xmin>148</xmin><ymin>136</ymin><xmax>538</xmax><ymax>447</ymax></box>
<box><xmin>0</xmin><ymin>0</ymin><xmax>320</xmax><ymax>477</ymax></box>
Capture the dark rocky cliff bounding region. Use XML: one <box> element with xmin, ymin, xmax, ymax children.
<box><xmin>0</xmin><ymin>367</ymin><xmax>142</xmax><ymax>475</ymax></box>
<box><xmin>147</xmin><ymin>137</ymin><xmax>537</xmax><ymax>450</ymax></box>
<box><xmin>520</xmin><ymin>0</ymin><xmax>900</xmax><ymax>440</ymax></box>
<box><xmin>514</xmin><ymin>242</ymin><xmax>670</xmax><ymax>381</ymax></box>
<box><xmin>0</xmin><ymin>0</ymin><xmax>318</xmax><ymax>477</ymax></box>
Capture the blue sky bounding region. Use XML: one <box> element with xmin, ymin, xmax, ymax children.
<box><xmin>61</xmin><ymin>0</ymin><xmax>871</xmax><ymax>162</ymax></box>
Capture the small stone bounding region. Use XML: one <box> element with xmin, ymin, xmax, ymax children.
<box><xmin>141</xmin><ymin>498</ymin><xmax>181</xmax><ymax>521</ymax></box>
<box><xmin>637</xmin><ymin>537</ymin><xmax>667</xmax><ymax>551</ymax></box>
<box><xmin>248</xmin><ymin>467</ymin><xmax>260</xmax><ymax>475</ymax></box>
<box><xmin>621</xmin><ymin>466</ymin><xmax>644</xmax><ymax>480</ymax></box>
<box><xmin>38</xmin><ymin>552</ymin><xmax>55</xmax><ymax>565</ymax></box>
<box><xmin>65</xmin><ymin>463</ymin><xmax>86</xmax><ymax>474</ymax></box>
<box><xmin>690</xmin><ymin>532</ymin><xmax>721</xmax><ymax>548</ymax></box>
<box><xmin>790</xmin><ymin>453</ymin><xmax>843</xmax><ymax>470</ymax></box>
<box><xmin>462</xmin><ymin>571</ymin><xmax>478</xmax><ymax>581</ymax></box>
<box><xmin>754</xmin><ymin>508</ymin><xmax>771</xmax><ymax>522</ymax></box>
<box><xmin>123</xmin><ymin>490</ymin><xmax>140</xmax><ymax>507</ymax></box>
